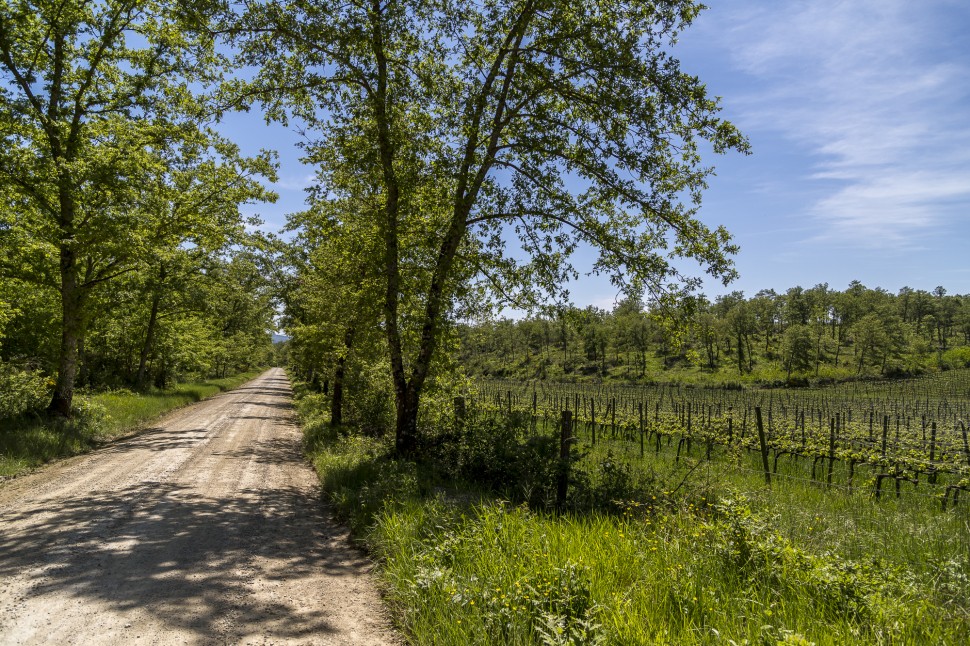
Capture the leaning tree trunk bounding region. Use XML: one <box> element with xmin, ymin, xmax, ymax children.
<box><xmin>389</xmin><ymin>208</ymin><xmax>467</xmax><ymax>457</ymax></box>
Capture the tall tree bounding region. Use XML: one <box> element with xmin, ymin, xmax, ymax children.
<box><xmin>284</xmin><ymin>193</ymin><xmax>387</xmax><ymax>427</ymax></box>
<box><xmin>0</xmin><ymin>0</ymin><xmax>264</xmax><ymax>415</ymax></box>
<box><xmin>230</xmin><ymin>0</ymin><xmax>747</xmax><ymax>455</ymax></box>
<box><xmin>780</xmin><ymin>324</ymin><xmax>812</xmax><ymax>380</ymax></box>
<box><xmin>805</xmin><ymin>283</ymin><xmax>831</xmax><ymax>376</ymax></box>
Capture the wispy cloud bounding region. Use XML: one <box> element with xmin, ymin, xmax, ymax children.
<box><xmin>273</xmin><ymin>173</ymin><xmax>317</xmax><ymax>192</ymax></box>
<box><xmin>708</xmin><ymin>0</ymin><xmax>970</xmax><ymax>248</ymax></box>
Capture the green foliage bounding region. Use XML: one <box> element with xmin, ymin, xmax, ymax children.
<box><xmin>0</xmin><ymin>245</ymin><xmax>276</xmax><ymax>395</ymax></box>
<box><xmin>399</xmin><ymin>507</ymin><xmax>606</xmax><ymax>646</ymax></box>
<box><xmin>344</xmin><ymin>360</ymin><xmax>396</xmax><ymax>436</ymax></box>
<box><xmin>780</xmin><ymin>324</ymin><xmax>814</xmax><ymax>379</ymax></box>
<box><xmin>576</xmin><ymin>453</ymin><xmax>650</xmax><ymax>514</ymax></box>
<box><xmin>236</xmin><ymin>0</ymin><xmax>750</xmax><ymax>455</ymax></box>
<box><xmin>942</xmin><ymin>346</ymin><xmax>970</xmax><ymax>369</ymax></box>
<box><xmin>0</xmin><ymin>362</ymin><xmax>50</xmax><ymax>419</ymax></box>
<box><xmin>0</xmin><ymin>0</ymin><xmax>276</xmax><ymax>413</ymax></box>
<box><xmin>307</xmin><ymin>431</ymin><xmax>423</xmax><ymax>537</ymax></box>
<box><xmin>426</xmin><ymin>414</ymin><xmax>564</xmax><ymax>509</ymax></box>
<box><xmin>711</xmin><ymin>495</ymin><xmax>922</xmax><ymax>625</ymax></box>
<box><xmin>302</xmin><ymin>429</ymin><xmax>968</xmax><ymax>644</ymax></box>
<box><xmin>461</xmin><ymin>282</ymin><xmax>970</xmax><ymax>386</ymax></box>
<box><xmin>0</xmin><ymin>397</ymin><xmax>107</xmax><ymax>477</ymax></box>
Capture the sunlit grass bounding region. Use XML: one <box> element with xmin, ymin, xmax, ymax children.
<box><xmin>91</xmin><ymin>372</ymin><xmax>263</xmax><ymax>432</ymax></box>
<box><xmin>0</xmin><ymin>370</ymin><xmax>263</xmax><ymax>478</ymax></box>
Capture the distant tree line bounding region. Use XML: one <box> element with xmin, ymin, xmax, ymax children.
<box><xmin>458</xmin><ymin>282</ymin><xmax>970</xmax><ymax>383</ymax></box>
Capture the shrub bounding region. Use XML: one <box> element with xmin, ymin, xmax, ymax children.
<box><xmin>345</xmin><ymin>360</ymin><xmax>395</xmax><ymax>436</ymax></box>
<box><xmin>941</xmin><ymin>346</ymin><xmax>970</xmax><ymax>370</ymax></box>
<box><xmin>711</xmin><ymin>494</ymin><xmax>923</xmax><ymax>627</ymax></box>
<box><xmin>0</xmin><ymin>362</ymin><xmax>50</xmax><ymax>419</ymax></box>
<box><xmin>425</xmin><ymin>413</ymin><xmax>565</xmax><ymax>508</ymax></box>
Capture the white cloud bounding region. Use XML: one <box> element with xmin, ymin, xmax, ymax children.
<box><xmin>709</xmin><ymin>0</ymin><xmax>970</xmax><ymax>248</ymax></box>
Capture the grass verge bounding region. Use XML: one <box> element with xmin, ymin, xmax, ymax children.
<box><xmin>0</xmin><ymin>370</ymin><xmax>264</xmax><ymax>478</ymax></box>
<box><xmin>297</xmin><ymin>398</ymin><xmax>970</xmax><ymax>644</ymax></box>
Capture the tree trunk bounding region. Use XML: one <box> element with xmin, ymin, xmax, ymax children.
<box><xmin>370</xmin><ymin>0</ymin><xmax>535</xmax><ymax>457</ymax></box>
<box><xmin>155</xmin><ymin>357</ymin><xmax>169</xmax><ymax>388</ymax></box>
<box><xmin>814</xmin><ymin>329</ymin><xmax>823</xmax><ymax>376</ymax></box>
<box><xmin>369</xmin><ymin>0</ymin><xmax>414</xmax><ymax>457</ymax></box>
<box><xmin>395</xmin><ymin>386</ymin><xmax>420</xmax><ymax>457</ymax></box>
<box><xmin>330</xmin><ymin>327</ymin><xmax>355</xmax><ymax>427</ymax></box>
<box><xmin>48</xmin><ymin>248</ymin><xmax>83</xmax><ymax>418</ymax></box>
<box><xmin>330</xmin><ymin>359</ymin><xmax>345</xmax><ymax>427</ymax></box>
<box><xmin>136</xmin><ymin>284</ymin><xmax>163</xmax><ymax>390</ymax></box>
<box><xmin>736</xmin><ymin>330</ymin><xmax>744</xmax><ymax>375</ymax></box>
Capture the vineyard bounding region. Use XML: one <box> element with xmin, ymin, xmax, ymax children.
<box><xmin>468</xmin><ymin>370</ymin><xmax>970</xmax><ymax>508</ymax></box>
<box><xmin>302</xmin><ymin>370</ymin><xmax>970</xmax><ymax>644</ymax></box>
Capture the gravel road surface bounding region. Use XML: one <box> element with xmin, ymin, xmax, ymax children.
<box><xmin>0</xmin><ymin>368</ymin><xmax>399</xmax><ymax>645</ymax></box>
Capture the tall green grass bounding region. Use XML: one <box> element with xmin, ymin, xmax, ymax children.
<box><xmin>297</xmin><ymin>401</ymin><xmax>970</xmax><ymax>644</ymax></box>
<box><xmin>0</xmin><ymin>370</ymin><xmax>263</xmax><ymax>478</ymax></box>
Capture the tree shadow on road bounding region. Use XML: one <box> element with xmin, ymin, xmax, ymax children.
<box><xmin>0</xmin><ymin>475</ymin><xmax>375</xmax><ymax>641</ymax></box>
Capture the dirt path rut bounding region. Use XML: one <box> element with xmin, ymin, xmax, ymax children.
<box><xmin>0</xmin><ymin>368</ymin><xmax>400</xmax><ymax>645</ymax></box>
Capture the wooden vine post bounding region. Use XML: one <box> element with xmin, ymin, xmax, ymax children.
<box><xmin>639</xmin><ymin>401</ymin><xmax>645</xmax><ymax>458</ymax></box>
<box><xmin>755</xmin><ymin>407</ymin><xmax>771</xmax><ymax>486</ymax></box>
<box><xmin>961</xmin><ymin>420</ymin><xmax>970</xmax><ymax>467</ymax></box>
<box><xmin>557</xmin><ymin>410</ymin><xmax>573</xmax><ymax>511</ymax></box>
<box><xmin>827</xmin><ymin>417</ymin><xmax>836</xmax><ymax>487</ymax></box>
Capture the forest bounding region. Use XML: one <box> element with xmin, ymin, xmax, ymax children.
<box><xmin>458</xmin><ymin>283</ymin><xmax>970</xmax><ymax>385</ymax></box>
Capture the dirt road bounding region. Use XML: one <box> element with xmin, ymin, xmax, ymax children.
<box><xmin>0</xmin><ymin>368</ymin><xmax>399</xmax><ymax>645</ymax></box>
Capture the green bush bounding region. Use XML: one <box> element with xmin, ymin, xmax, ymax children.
<box><xmin>345</xmin><ymin>360</ymin><xmax>395</xmax><ymax>435</ymax></box>
<box><xmin>942</xmin><ymin>346</ymin><xmax>970</xmax><ymax>370</ymax></box>
<box><xmin>0</xmin><ymin>362</ymin><xmax>50</xmax><ymax>419</ymax></box>
<box><xmin>424</xmin><ymin>413</ymin><xmax>564</xmax><ymax>509</ymax></box>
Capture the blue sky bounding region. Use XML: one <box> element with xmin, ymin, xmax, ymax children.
<box><xmin>226</xmin><ymin>0</ymin><xmax>970</xmax><ymax>310</ymax></box>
